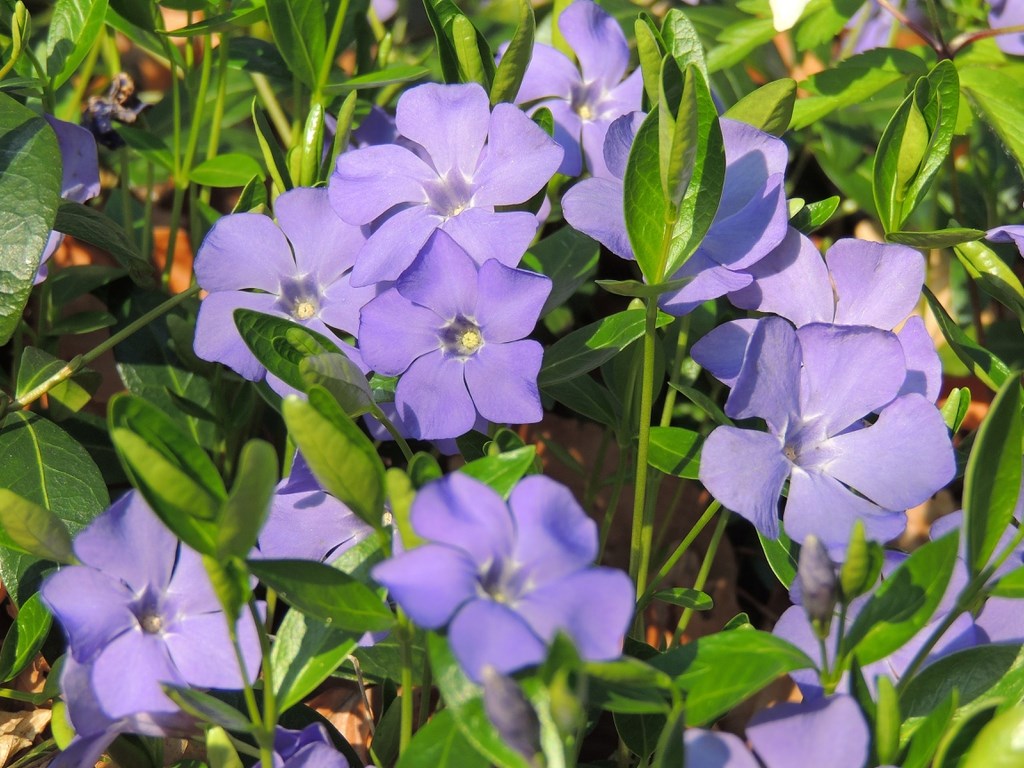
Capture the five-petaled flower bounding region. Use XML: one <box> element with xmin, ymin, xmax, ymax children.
<box><xmin>371</xmin><ymin>473</ymin><xmax>634</xmax><ymax>680</ymax></box>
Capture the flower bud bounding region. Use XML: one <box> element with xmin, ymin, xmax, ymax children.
<box><xmin>482</xmin><ymin>666</ymin><xmax>541</xmax><ymax>763</ymax></box>
<box><xmin>840</xmin><ymin>519</ymin><xmax>884</xmax><ymax>601</ymax></box>
<box><xmin>798</xmin><ymin>535</ymin><xmax>837</xmax><ymax>638</ymax></box>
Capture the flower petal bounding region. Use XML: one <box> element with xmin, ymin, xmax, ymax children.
<box><xmin>359</xmin><ymin>288</ymin><xmax>441</xmax><ymax>375</ymax></box>
<box><xmin>473</xmin><ymin>103</ymin><xmax>563</xmax><ymax>206</ymax></box>
<box><xmin>509</xmin><ymin>475</ymin><xmax>597</xmax><ymax>581</ymax></box>
<box><xmin>474</xmin><ymin>259</ymin><xmax>551</xmax><ymax>342</ymax></box>
<box><xmin>719</xmin><ymin>119</ymin><xmax>790</xmax><ymax>209</ymax></box>
<box><xmin>514</xmin><ymin>43</ymin><xmax>579</xmax><ymax>103</ymax></box>
<box><xmin>372</xmin><ymin>544</ymin><xmax>479</xmax><ymax>628</ymax></box>
<box><xmin>440</xmin><ymin>207</ymin><xmax>539</xmax><ymax>268</ymax></box>
<box><xmin>748</xmin><ymin>695</ymin><xmax>869</xmax><ymax>768</ymax></box>
<box><xmin>562</xmin><ymin>177</ymin><xmax>632</xmax><ymax>259</ymax></box>
<box><xmin>896</xmin><ymin>315</ymin><xmax>942</xmax><ymax>401</ymax></box>
<box><xmin>558</xmin><ymin>0</ymin><xmax>629</xmax><ymax>88</ymax></box>
<box><xmin>603</xmin><ymin>111</ymin><xmax>645</xmax><ymax>180</ymax></box>
<box><xmin>395</xmin><ymin>83</ymin><xmax>491</xmax><ymax>178</ymax></box>
<box><xmin>699</xmin><ymin>426</ymin><xmax>790</xmax><ymax>538</ymax></box>
<box><xmin>46</xmin><ymin>116</ymin><xmax>100</xmax><ymax>203</ymax></box>
<box><xmin>690</xmin><ymin>319</ymin><xmax>758</xmax><ymax>388</ymax></box>
<box><xmin>701</xmin><ymin>172</ymin><xmax>788</xmax><ymax>270</ymax></box>
<box><xmin>449</xmin><ymin>599</ymin><xmax>547</xmax><ymax>680</ymax></box>
<box><xmin>319</xmin><ymin>272</ymin><xmax>381</xmax><ymax>337</ymax></box>
<box><xmin>726</xmin><ymin>317</ymin><xmax>801</xmax><ymax>433</ymax></box>
<box><xmin>396</xmin><ymin>350</ymin><xmax>477</xmax><ymax>439</ymax></box>
<box><xmin>194</xmin><ymin>291</ymin><xmax>280</xmax><ymax>380</ymax></box>
<box><xmin>988</xmin><ymin>224</ymin><xmax>1024</xmax><ymax>255</ymax></box>
<box><xmin>195</xmin><ymin>213</ymin><xmax>296</xmax><ymax>292</ymax></box>
<box><xmin>330</xmin><ymin>144</ymin><xmax>434</xmax><ymax>225</ymax></box>
<box><xmin>826</xmin><ymin>394</ymin><xmax>955</xmax><ymax>510</ymax></box>
<box><xmin>274</xmin><ymin>186</ymin><xmax>366</xmax><ymax>281</ymax></box>
<box><xmin>41</xmin><ymin>568</ymin><xmax>136</xmax><ymax>664</ymax></box>
<box><xmin>828</xmin><ymin>239</ymin><xmax>924</xmax><ymax>329</ymax></box>
<box><xmin>91</xmin><ymin>632</ymin><xmax>182</xmax><ymax>720</ymax></box>
<box><xmin>684</xmin><ymin>730</ymin><xmax>760</xmax><ymax>768</ymax></box>
<box><xmin>464</xmin><ymin>340</ymin><xmax>543</xmax><ymax>425</ymax></box>
<box><xmin>659</xmin><ymin>251</ymin><xmax>754</xmax><ymax>316</ymax></box>
<box><xmin>396</xmin><ymin>231</ymin><xmax>479</xmax><ymax>319</ymax></box>
<box><xmin>350</xmin><ymin>204</ymin><xmax>440</xmax><ymax>286</ymax></box>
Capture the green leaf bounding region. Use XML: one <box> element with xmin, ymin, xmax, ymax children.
<box><xmin>653</xmin><ymin>629</ymin><xmax>815</xmax><ymax>725</ymax></box>
<box><xmin>459</xmin><ymin>446</ymin><xmax>536</xmax><ymax>497</ymax></box>
<box><xmin>282</xmin><ymin>387</ymin><xmax>386</xmax><ymax>529</ymax></box>
<box><xmin>635</xmin><ymin>14</ymin><xmax>665</xmax><ymax>108</ymax></box>
<box><xmin>452</xmin><ymin>15</ymin><xmax>489</xmax><ymax>89</ymax></box>
<box><xmin>232</xmin><ymin>175</ymin><xmax>268</xmax><ymax>213</ymax></box>
<box><xmin>723</xmin><ymin>78</ymin><xmax>796</xmax><ymax>136</ymax></box>
<box><xmin>790</xmin><ymin>196</ymin><xmax>840</xmax><ymax>233</ymax></box>
<box><xmin>300</xmin><ymin>353</ymin><xmax>374</xmax><ymax>417</ymax></box>
<box><xmin>623</xmin><ymin>109</ymin><xmax>666</xmax><ymax>276</ymax></box>
<box><xmin>651</xmin><ymin>700</ymin><xmax>685</xmax><ymax>768</ymax></box>
<box><xmin>939</xmin><ymin>386</ymin><xmax>970</xmax><ymax>433</ymax></box>
<box><xmin>955</xmin><ymin>240</ymin><xmax>1024</xmax><ymax>329</ymax></box>
<box><xmin>923</xmin><ymin>286</ymin><xmax>1010</xmax><ymax>391</ymax></box>
<box><xmin>0</xmin><ymin>490</ymin><xmax>74</xmax><ymax>563</ymax></box>
<box><xmin>234</xmin><ymin>309</ymin><xmax>348</xmax><ymax>392</ymax></box>
<box><xmin>272</xmin><ymin>605</ymin><xmax>360</xmax><ymax>713</ymax></box>
<box><xmin>647</xmin><ymin>426</ymin><xmax>701</xmax><ymax>479</ymax></box>
<box><xmin>217</xmin><ymin>440</ymin><xmax>277</xmax><ymax>559</ymax></box>
<box><xmin>963</xmin><ymin>705</ymin><xmax>1024</xmax><ymax>768</ymax></box>
<box><xmin>163</xmin><ymin>686</ymin><xmax>254</xmax><ymax>734</ymax></box>
<box><xmin>190</xmin><ymin>153</ymin><xmax>266</xmax><ymax>188</ymax></box>
<box><xmin>902</xmin><ymin>60</ymin><xmax>959</xmax><ymax>224</ymax></box>
<box><xmin>959</xmin><ymin>65</ymin><xmax>1024</xmax><ymax>176</ymax></box>
<box><xmin>53</xmin><ymin>201</ymin><xmax>154</xmax><ymax>285</ymax></box>
<box><xmin>887</xmin><ymin>228</ymin><xmax>986</xmax><ymax>249</ymax></box>
<box><xmin>249</xmin><ymin>559</ymin><xmax>394</xmax><ymax>633</ymax></box>
<box><xmin>615</xmin><ymin>712</ymin><xmax>662</xmax><ymax>762</ymax></box>
<box><xmin>162</xmin><ymin>0</ymin><xmax>265</xmax><ymax>36</ymax></box>
<box><xmin>45</xmin><ymin>0</ymin><xmax>108</xmax><ymax>88</ymax></box>
<box><xmin>963</xmin><ymin>373</ymin><xmax>1023</xmax><ymax>576</ymax></box>
<box><xmin>396</xmin><ymin>709</ymin><xmax>488</xmax><ymax>768</ymax></box>
<box><xmin>842</xmin><ymin>532</ymin><xmax>960</xmax><ymax>665</ymax></box>
<box><xmin>0</xmin><ymin>592</ymin><xmax>52</xmax><ymax>682</ymax></box>
<box><xmin>542</xmin><ymin>376</ymin><xmax>618</xmax><ymax>428</ymax></box>
<box><xmin>423</xmin><ymin>0</ymin><xmax>494</xmax><ymax>86</ymax></box>
<box><xmin>252</xmin><ymin>99</ymin><xmax>293</xmax><ymax>192</ymax></box>
<box><xmin>118</xmin><ymin>125</ymin><xmax>175</xmax><ymax>170</ymax></box>
<box><xmin>0</xmin><ymin>94</ymin><xmax>61</xmax><ymax>345</ymax></box>
<box><xmin>790</xmin><ymin>48</ymin><xmax>928</xmax><ymax>130</ymax></box>
<box><xmin>661</xmin><ymin>8</ymin><xmax>707</xmax><ymax>79</ymax></box>
<box><xmin>0</xmin><ymin>411</ymin><xmax>107</xmax><ymax>603</ymax></box>
<box><xmin>585</xmin><ymin>657</ymin><xmax>674</xmax><ymax>714</ymax></box>
<box><xmin>758</xmin><ymin>528</ymin><xmax>798</xmax><ymax>588</ymax></box>
<box><xmin>109</xmin><ymin>0</ymin><xmax>156</xmax><ymax>30</ymax></box>
<box><xmin>875</xmin><ymin>676</ymin><xmax>901</xmax><ymax>766</ymax></box>
<box><xmin>595</xmin><ymin>277</ymin><xmax>690</xmax><ymax>299</ymax></box>
<box><xmin>264</xmin><ymin>0</ymin><xmax>325</xmax><ymax>89</ymax></box>
<box><xmin>15</xmin><ymin>346</ymin><xmax>96</xmax><ymax>421</ymax></box>
<box><xmin>538</xmin><ymin>309</ymin><xmax>673</xmax><ymax>386</ymax></box>
<box><xmin>206</xmin><ymin>726</ymin><xmax>244</xmax><ymax>768</ymax></box>
<box><xmin>902</xmin><ymin>690</ymin><xmax>957</xmax><ymax>768</ymax></box>
<box><xmin>989</xmin><ymin>566</ymin><xmax>1024</xmax><ymax>598</ymax></box>
<box><xmin>427</xmin><ymin>633</ymin><xmax>532</xmax><ymax>768</ymax></box>
<box><xmin>323</xmin><ymin>65</ymin><xmax>432</xmax><ymax>94</ymax></box>
<box><xmin>520</xmin><ymin>227</ymin><xmax>599</xmax><ymax>317</ymax></box>
<box><xmin>901</xmin><ymin>644</ymin><xmax>1024</xmax><ymax>721</ymax></box>
<box><xmin>653</xmin><ymin>588</ymin><xmax>712</xmax><ymax>611</ymax></box>
<box><xmin>873</xmin><ymin>87</ymin><xmax>929</xmax><ymax>233</ymax></box>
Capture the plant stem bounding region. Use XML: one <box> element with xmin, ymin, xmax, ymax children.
<box><xmin>675</xmin><ymin>508</ymin><xmax>729</xmax><ymax>639</ymax></box>
<box><xmin>315</xmin><ymin>0</ymin><xmax>352</xmax><ymax>104</ymax></box>
<box><xmin>252</xmin><ymin>73</ymin><xmax>294</xmax><ymax>144</ymax></box>
<box><xmin>369</xmin><ymin>404</ymin><xmax>414</xmax><ymax>462</ymax></box>
<box><xmin>636</xmin><ymin>499</ymin><xmax>721</xmax><ymax>611</ymax></box>
<box><xmin>398</xmin><ymin>611</ymin><xmax>415</xmax><ymax>754</ymax></box>
<box><xmin>3</xmin><ymin>285</ymin><xmax>201</xmax><ymax>416</ymax></box>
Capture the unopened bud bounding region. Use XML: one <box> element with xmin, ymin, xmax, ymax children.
<box><xmin>798</xmin><ymin>535</ymin><xmax>837</xmax><ymax>638</ymax></box>
<box><xmin>840</xmin><ymin>519</ymin><xmax>884</xmax><ymax>601</ymax></box>
<box><xmin>482</xmin><ymin>666</ymin><xmax>541</xmax><ymax>763</ymax></box>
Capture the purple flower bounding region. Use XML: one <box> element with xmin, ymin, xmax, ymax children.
<box><xmin>193</xmin><ymin>186</ymin><xmax>375</xmax><ymax>387</ymax></box>
<box><xmin>371</xmin><ymin>473</ymin><xmax>634</xmax><ymax>681</ymax></box>
<box><xmin>358</xmin><ymin>231</ymin><xmax>550</xmax><ymax>440</ymax></box>
<box><xmin>256</xmin><ymin>452</ymin><xmax>373</xmax><ymax>562</ymax></box>
<box><xmin>707</xmin><ymin>233</ymin><xmax>941</xmax><ymax>401</ymax></box>
<box><xmin>509</xmin><ymin>0</ymin><xmax>642</xmax><ymax>177</ymax></box>
<box><xmin>987</xmin><ymin>224</ymin><xmax>1024</xmax><ymax>254</ymax></box>
<box><xmin>41</xmin><ymin>491</ymin><xmax>262</xmax><ymax>730</ymax></box>
<box><xmin>37</xmin><ymin>115</ymin><xmax>101</xmax><ymax>283</ymax></box>
<box><xmin>990</xmin><ymin>0</ymin><xmax>1024</xmax><ymax>56</ymax></box>
<box><xmin>273</xmin><ymin>724</ymin><xmax>350</xmax><ymax>768</ymax></box>
<box><xmin>844</xmin><ymin>0</ymin><xmax>927</xmax><ymax>53</ymax></box>
<box><xmin>329</xmin><ymin>82</ymin><xmax>562</xmax><ymax>286</ymax></box>
<box><xmin>696</xmin><ymin>317</ymin><xmax>955</xmax><ymax>548</ymax></box>
<box><xmin>683</xmin><ymin>729</ymin><xmax>759</xmax><ymax>768</ymax></box>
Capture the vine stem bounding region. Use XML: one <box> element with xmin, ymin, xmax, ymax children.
<box><xmin>398</xmin><ymin>611</ymin><xmax>416</xmax><ymax>754</ymax></box>
<box><xmin>636</xmin><ymin>499</ymin><xmax>721</xmax><ymax>612</ymax></box>
<box><xmin>674</xmin><ymin>507</ymin><xmax>729</xmax><ymax>639</ymax></box>
<box><xmin>3</xmin><ymin>285</ymin><xmax>201</xmax><ymax>417</ymax></box>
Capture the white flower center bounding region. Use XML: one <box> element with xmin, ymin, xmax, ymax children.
<box><xmin>139</xmin><ymin>612</ymin><xmax>163</xmax><ymax>634</ymax></box>
<box><xmin>294</xmin><ymin>300</ymin><xmax>317</xmax><ymax>320</ymax></box>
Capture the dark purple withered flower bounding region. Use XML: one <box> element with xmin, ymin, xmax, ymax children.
<box><xmin>705</xmin><ymin>233</ymin><xmax>941</xmax><ymax>401</ymax></box>
<box><xmin>41</xmin><ymin>492</ymin><xmax>262</xmax><ymax>733</ymax></box>
<box><xmin>358</xmin><ymin>231</ymin><xmax>550</xmax><ymax>440</ymax></box>
<box><xmin>371</xmin><ymin>473</ymin><xmax>634</xmax><ymax>681</ymax></box>
<box><xmin>697</xmin><ymin>317</ymin><xmax>955</xmax><ymax>548</ymax></box>
<box><xmin>330</xmin><ymin>82</ymin><xmax>562</xmax><ymax>286</ymax></box>
<box><xmin>273</xmin><ymin>724</ymin><xmax>351</xmax><ymax>767</ymax></box>
<box><xmin>508</xmin><ymin>0</ymin><xmax>642</xmax><ymax>178</ymax></box>
<box><xmin>193</xmin><ymin>186</ymin><xmax>375</xmax><ymax>387</ymax></box>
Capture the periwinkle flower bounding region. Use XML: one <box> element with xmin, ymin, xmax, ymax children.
<box><xmin>41</xmin><ymin>491</ymin><xmax>262</xmax><ymax>731</ymax></box>
<box><xmin>987</xmin><ymin>224</ymin><xmax>1024</xmax><ymax>255</ymax></box>
<box><xmin>697</xmin><ymin>317</ymin><xmax>955</xmax><ymax>549</ymax></box>
<box><xmin>256</xmin><ymin>452</ymin><xmax>372</xmax><ymax>562</ymax></box>
<box><xmin>358</xmin><ymin>230</ymin><xmax>551</xmax><ymax>440</ymax></box>
<box><xmin>193</xmin><ymin>186</ymin><xmax>374</xmax><ymax>386</ymax></box>
<box><xmin>273</xmin><ymin>724</ymin><xmax>350</xmax><ymax>767</ymax></box>
<box><xmin>709</xmin><ymin>233</ymin><xmax>941</xmax><ymax>400</ymax></box>
<box><xmin>330</xmin><ymin>82</ymin><xmax>562</xmax><ymax>286</ymax></box>
<box><xmin>371</xmin><ymin>473</ymin><xmax>634</xmax><ymax>681</ymax></box>
<box><xmin>509</xmin><ymin>0</ymin><xmax>642</xmax><ymax>177</ymax></box>
<box><xmin>990</xmin><ymin>0</ymin><xmax>1024</xmax><ymax>56</ymax></box>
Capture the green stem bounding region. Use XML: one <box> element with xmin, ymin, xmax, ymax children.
<box><xmin>636</xmin><ymin>500</ymin><xmax>721</xmax><ymax>611</ymax></box>
<box><xmin>120</xmin><ymin>150</ymin><xmax>135</xmax><ymax>250</ymax></box>
<box><xmin>142</xmin><ymin>161</ymin><xmax>155</xmax><ymax>262</ymax></box>
<box><xmin>200</xmin><ymin>34</ymin><xmax>232</xmax><ymax>206</ymax></box>
<box><xmin>314</xmin><ymin>0</ymin><xmax>352</xmax><ymax>103</ymax></box>
<box><xmin>628</xmin><ymin>298</ymin><xmax>661</xmax><ymax>603</ymax></box>
<box><xmin>250</xmin><ymin>599</ymin><xmax>279</xmax><ymax>751</ymax></box>
<box><xmin>24</xmin><ymin>47</ymin><xmax>55</xmax><ymax>113</ymax></box>
<box><xmin>398</xmin><ymin>612</ymin><xmax>415</xmax><ymax>754</ymax></box>
<box><xmin>675</xmin><ymin>507</ymin><xmax>729</xmax><ymax>639</ymax></box>
<box><xmin>658</xmin><ymin>316</ymin><xmax>690</xmax><ymax>428</ymax></box>
<box><xmin>4</xmin><ymin>285</ymin><xmax>201</xmax><ymax>416</ymax></box>
<box><xmin>252</xmin><ymin>73</ymin><xmax>293</xmax><ymax>144</ymax></box>
<box><xmin>227</xmin><ymin>620</ymin><xmax>273</xmax><ymax>766</ymax></box>
<box><xmin>61</xmin><ymin>34</ymin><xmax>102</xmax><ymax>121</ymax></box>
<box><xmin>370</xmin><ymin>404</ymin><xmax>414</xmax><ymax>462</ymax></box>
<box><xmin>597</xmin><ymin>446</ymin><xmax>629</xmax><ymax>561</ymax></box>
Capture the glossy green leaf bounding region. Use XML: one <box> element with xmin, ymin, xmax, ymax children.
<box><xmin>758</xmin><ymin>528</ymin><xmax>798</xmax><ymax>588</ymax></box>
<box><xmin>615</xmin><ymin>712</ymin><xmax>663</xmax><ymax>762</ymax></box>
<box><xmin>960</xmin><ymin>65</ymin><xmax>1024</xmax><ymax>176</ymax></box>
<box><xmin>0</xmin><ymin>411</ymin><xmax>107</xmax><ymax>603</ymax></box>
<box><xmin>659</xmin><ymin>59</ymin><xmax>698</xmax><ymax>208</ymax></box>
<box><xmin>162</xmin><ymin>0</ymin><xmax>265</xmax><ymax>36</ymax></box>
<box><xmin>661</xmin><ymin>7</ymin><xmax>707</xmax><ymax>78</ymax></box>
<box><xmin>955</xmin><ymin>240</ymin><xmax>1024</xmax><ymax>328</ymax></box>
<box><xmin>520</xmin><ymin>226</ymin><xmax>599</xmax><ymax>317</ymax></box>
<box><xmin>723</xmin><ymin>78</ymin><xmax>796</xmax><ymax>136</ymax></box>
<box><xmin>396</xmin><ymin>709</ymin><xmax>487</xmax><ymax>768</ymax></box>
<box><xmin>901</xmin><ymin>644</ymin><xmax>1024</xmax><ymax>721</ymax></box>
<box><xmin>635</xmin><ymin>15</ymin><xmax>664</xmax><ymax>108</ymax></box>
<box><xmin>300</xmin><ymin>353</ymin><xmax>374</xmax><ymax>417</ymax></box>
<box><xmin>452</xmin><ymin>15</ymin><xmax>488</xmax><ymax>88</ymax></box>
<box><xmin>0</xmin><ymin>592</ymin><xmax>52</xmax><ymax>682</ymax></box>
<box><xmin>542</xmin><ymin>376</ymin><xmax>618</xmax><ymax>428</ymax></box>
<box><xmin>902</xmin><ymin>690</ymin><xmax>957</xmax><ymax>768</ymax></box>
<box><xmin>790</xmin><ymin>196</ymin><xmax>840</xmax><ymax>233</ymax></box>
<box><xmin>282</xmin><ymin>387</ymin><xmax>386</xmax><ymax>529</ymax></box>
<box><xmin>904</xmin><ymin>60</ymin><xmax>959</xmax><ymax>220</ymax></box>
<box><xmin>423</xmin><ymin>0</ymin><xmax>494</xmax><ymax>86</ymax></box>
<box><xmin>842</xmin><ymin>532</ymin><xmax>959</xmax><ymax>665</ymax></box>
<box><xmin>873</xmin><ymin>87</ymin><xmax>929</xmax><ymax>233</ymax></box>
<box><xmin>234</xmin><ymin>309</ymin><xmax>347</xmax><ymax>392</ymax></box>
<box><xmin>232</xmin><ymin>175</ymin><xmax>268</xmax><ymax>213</ymax></box>
<box><xmin>108</xmin><ymin>0</ymin><xmax>156</xmax><ymax>29</ymax></box>
<box><xmin>654</xmin><ymin>629</ymin><xmax>815</xmax><ymax>725</ymax></box>
<box><xmin>668</xmin><ymin>382</ymin><xmax>732</xmax><ymax>426</ymax></box>
<box><xmin>264</xmin><ymin>0</ymin><xmax>325</xmax><ymax>88</ymax></box>
<box><xmin>45</xmin><ymin>0</ymin><xmax>108</xmax><ymax>88</ymax></box>
<box><xmin>427</xmin><ymin>633</ymin><xmax>532</xmax><ymax>768</ymax></box>
<box><xmin>887</xmin><ymin>228</ymin><xmax>986</xmax><ymax>249</ymax></box>
<box><xmin>163</xmin><ymin>686</ymin><xmax>255</xmax><ymax>733</ymax></box>
<box><xmin>963</xmin><ymin>373</ymin><xmax>1023</xmax><ymax>576</ymax></box>
<box><xmin>53</xmin><ymin>201</ymin><xmax>154</xmax><ymax>285</ymax></box>
<box><xmin>0</xmin><ymin>94</ymin><xmax>61</xmax><ymax>345</ymax></box>
<box><xmin>623</xmin><ymin>109</ymin><xmax>666</xmax><ymax>277</ymax></box>
<box><xmin>963</xmin><ymin>705</ymin><xmax>1024</xmax><ymax>768</ymax></box>
<box><xmin>15</xmin><ymin>346</ymin><xmax>96</xmax><ymax>421</ymax></box>
<box><xmin>653</xmin><ymin>588</ymin><xmax>712</xmax><ymax>611</ymax></box>
<box><xmin>217</xmin><ymin>440</ymin><xmax>277</xmax><ymax>559</ymax></box>
<box><xmin>538</xmin><ymin>309</ymin><xmax>673</xmax><ymax>386</ymax></box>
<box><xmin>585</xmin><ymin>657</ymin><xmax>673</xmax><ymax>715</ymax></box>
<box><xmin>647</xmin><ymin>426</ymin><xmax>701</xmax><ymax>479</ymax></box>
<box><xmin>923</xmin><ymin>286</ymin><xmax>1010</xmax><ymax>391</ymax></box>
<box><xmin>249</xmin><ymin>559</ymin><xmax>394</xmax><ymax>633</ymax></box>
<box><xmin>595</xmin><ymin>277</ymin><xmax>689</xmax><ymax>299</ymax></box>
<box><xmin>0</xmin><ymin>490</ymin><xmax>74</xmax><ymax>563</ymax></box>
<box><xmin>324</xmin><ymin>65</ymin><xmax>432</xmax><ymax>94</ymax></box>
<box><xmin>459</xmin><ymin>446</ymin><xmax>536</xmax><ymax>498</ymax></box>
<box><xmin>272</xmin><ymin>602</ymin><xmax>360</xmax><ymax>713</ymax></box>
<box><xmin>206</xmin><ymin>726</ymin><xmax>244</xmax><ymax>768</ymax></box>
<box><xmin>190</xmin><ymin>153</ymin><xmax>266</xmax><ymax>188</ymax></box>
<box><xmin>252</xmin><ymin>99</ymin><xmax>293</xmax><ymax>192</ymax></box>
<box><xmin>989</xmin><ymin>566</ymin><xmax>1024</xmax><ymax>598</ymax></box>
